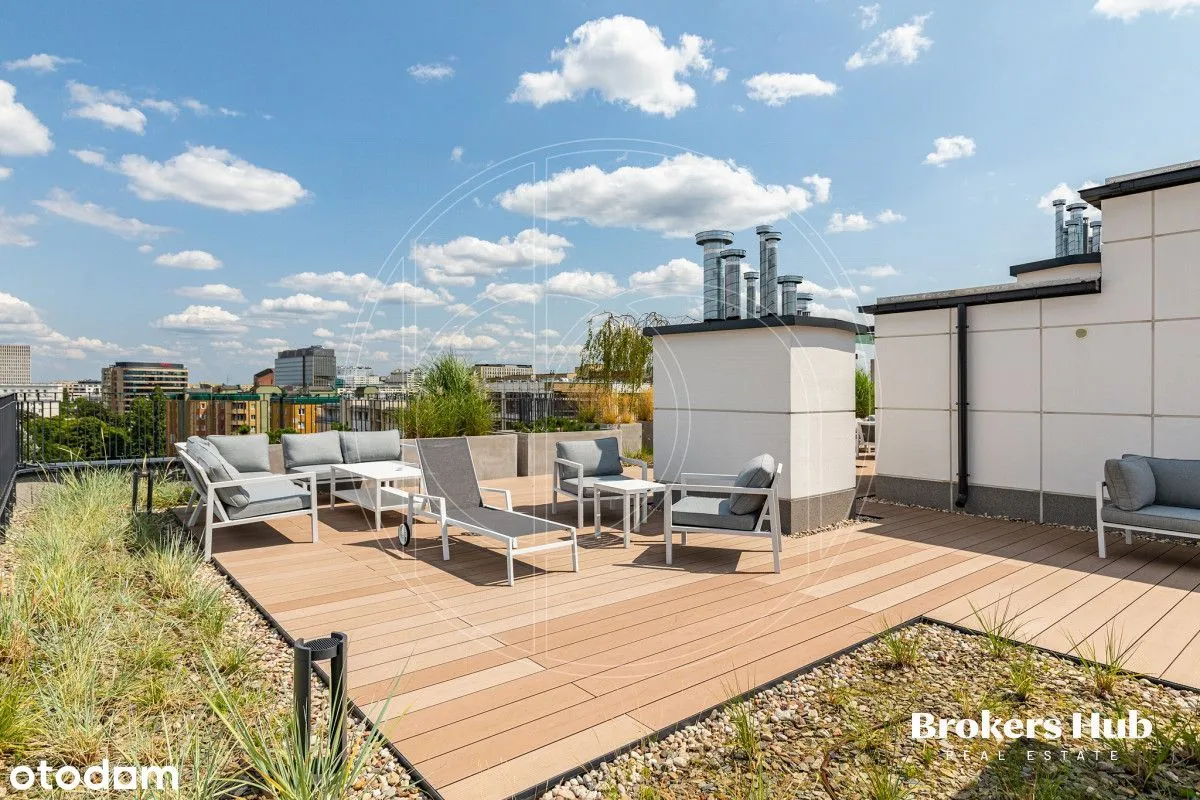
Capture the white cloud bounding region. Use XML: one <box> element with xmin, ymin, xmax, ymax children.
<box><xmin>277</xmin><ymin>270</ymin><xmax>382</xmax><ymax>295</ymax></box>
<box><xmin>411</xmin><ymin>228</ymin><xmax>571</xmax><ymax>286</ymax></box>
<box><xmin>140</xmin><ymin>98</ymin><xmax>179</xmax><ymax>118</ymax></box>
<box><xmin>432</xmin><ymin>332</ymin><xmax>498</xmax><ymax>351</ymax></box>
<box><xmin>876</xmin><ymin>209</ymin><xmax>905</xmax><ymax>224</ymax></box>
<box><xmin>858</xmin><ymin>3</ymin><xmax>881</xmax><ymax>27</ymax></box>
<box><xmin>66</xmin><ymin>82</ymin><xmax>146</xmax><ymax>133</ymax></box>
<box><xmin>846</xmin><ymin>14</ymin><xmax>933</xmax><ymax>69</ymax></box>
<box><xmin>923</xmin><ymin>135</ymin><xmax>975</xmax><ymax>166</ymax></box>
<box><xmin>69</xmin><ymin>148</ymin><xmax>107</xmax><ymax>166</ymax></box>
<box><xmin>0</xmin><ymin>209</ymin><xmax>37</xmax><ymax>247</ymax></box>
<box><xmin>313</xmin><ymin>327</ymin><xmax>334</xmax><ymax>338</ymax></box>
<box><xmin>711</xmin><ymin>67</ymin><xmax>729</xmax><ymax>83</ymax></box>
<box><xmin>408</xmin><ymin>63</ymin><xmax>455</xmax><ymax>81</ymax></box>
<box><xmin>744</xmin><ymin>72</ymin><xmax>838</xmax><ymax>106</ymax></box>
<box><xmin>497</xmin><ymin>153</ymin><xmax>815</xmax><ymax>237</ymax></box>
<box><xmin>476</xmin><ymin>322</ymin><xmax>511</xmax><ymax>336</ymax></box>
<box><xmin>802</xmin><ymin>174</ymin><xmax>832</xmax><ymax>204</ymax></box>
<box><xmin>450</xmin><ymin>145</ymin><xmax>464</xmax><ymax>162</ymax></box>
<box><xmin>372</xmin><ymin>281</ymin><xmax>446</xmax><ymax>305</ymax></box>
<box><xmin>155</xmin><ymin>250</ymin><xmax>222</xmax><ymax>270</ymax></box>
<box><xmin>152</xmin><ymin>304</ymin><xmax>246</xmax><ymax>334</ymax></box>
<box><xmin>137</xmin><ymin>244</ymin><xmax>153</xmax><ymax>254</ymax></box>
<box><xmin>0</xmin><ymin>80</ymin><xmax>53</xmax><ymax>155</ymax></box>
<box><xmin>827</xmin><ymin>212</ymin><xmax>873</xmax><ymax>233</ymax></box>
<box><xmin>850</xmin><ymin>264</ymin><xmax>899</xmax><ymax>278</ymax></box>
<box><xmin>545</xmin><ymin>270</ymin><xmax>622</xmax><ymax>299</ymax></box>
<box><xmin>181</xmin><ymin>98</ymin><xmax>209</xmax><ymax>114</ymax></box>
<box><xmin>4</xmin><ymin>53</ymin><xmax>77</xmax><ymax>73</ymax></box>
<box><xmin>494</xmin><ymin>312</ymin><xmax>523</xmax><ymax>325</ymax></box>
<box><xmin>116</xmin><ymin>145</ymin><xmax>309</xmax><ymax>212</ymax></box>
<box><xmin>628</xmin><ymin>258</ymin><xmax>701</xmax><ymax>296</ymax></box>
<box><xmin>1093</xmin><ymin>0</ymin><xmax>1200</xmax><ymax>18</ymax></box>
<box><xmin>174</xmin><ymin>283</ymin><xmax>245</xmax><ymax>302</ymax></box>
<box><xmin>0</xmin><ymin>166</ymin><xmax>10</xmax><ymax>180</ymax></box>
<box><xmin>35</xmin><ymin>188</ymin><xmax>174</xmax><ymax>240</ymax></box>
<box><xmin>249</xmin><ymin>294</ymin><xmax>351</xmax><ymax>319</ymax></box>
<box><xmin>445</xmin><ymin>302</ymin><xmax>479</xmax><ymax>318</ymax></box>
<box><xmin>1037</xmin><ymin>181</ymin><xmax>1101</xmax><ymax>216</ymax></box>
<box><xmin>480</xmin><ymin>282</ymin><xmax>544</xmax><ymax>304</ymax></box>
<box><xmin>859</xmin><ymin>284</ymin><xmax>874</xmax><ymax>293</ymax></box>
<box><xmin>510</xmin><ymin>15</ymin><xmax>716</xmax><ymax>117</ymax></box>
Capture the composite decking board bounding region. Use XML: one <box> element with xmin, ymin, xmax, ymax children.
<box><xmin>205</xmin><ymin>483</ymin><xmax>1200</xmax><ymax>800</ymax></box>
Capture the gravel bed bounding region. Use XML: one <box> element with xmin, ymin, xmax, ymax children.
<box><xmin>543</xmin><ymin>623</ymin><xmax>1200</xmax><ymax>800</ymax></box>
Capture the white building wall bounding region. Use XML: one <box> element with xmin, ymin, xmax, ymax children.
<box><xmin>874</xmin><ymin>178</ymin><xmax>1200</xmax><ymax>524</ymax></box>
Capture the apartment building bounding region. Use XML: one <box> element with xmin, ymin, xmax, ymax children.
<box><xmin>473</xmin><ymin>363</ymin><xmax>534</xmax><ymax>382</ymax></box>
<box><xmin>101</xmin><ymin>361</ymin><xmax>188</xmax><ymax>414</ymax></box>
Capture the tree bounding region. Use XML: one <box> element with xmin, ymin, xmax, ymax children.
<box><xmin>127</xmin><ymin>388</ymin><xmax>167</xmax><ymax>457</ymax></box>
<box><xmin>576</xmin><ymin>312</ymin><xmax>668</xmax><ymax>390</ymax></box>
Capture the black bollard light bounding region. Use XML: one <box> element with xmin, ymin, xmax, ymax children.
<box><xmin>293</xmin><ymin>632</ymin><xmax>349</xmax><ymax>767</ymax></box>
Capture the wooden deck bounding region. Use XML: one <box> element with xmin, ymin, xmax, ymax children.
<box><xmin>210</xmin><ymin>467</ymin><xmax>1200</xmax><ymax>800</ymax></box>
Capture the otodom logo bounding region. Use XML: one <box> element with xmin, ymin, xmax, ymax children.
<box><xmin>7</xmin><ymin>761</ymin><xmax>179</xmax><ymax>792</ymax></box>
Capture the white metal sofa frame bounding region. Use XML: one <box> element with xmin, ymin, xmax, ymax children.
<box><xmin>1094</xmin><ymin>480</ymin><xmax>1200</xmax><ymax>558</ymax></box>
<box><xmin>551</xmin><ymin>442</ymin><xmax>649</xmax><ymax>530</ymax></box>
<box><xmin>176</xmin><ymin>442</ymin><xmax>318</xmax><ymax>561</ymax></box>
<box><xmin>664</xmin><ymin>463</ymin><xmax>785</xmax><ymax>573</ymax></box>
<box><xmin>402</xmin><ymin>437</ymin><xmax>579</xmax><ymax>587</ymax></box>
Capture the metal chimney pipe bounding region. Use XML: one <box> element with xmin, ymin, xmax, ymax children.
<box><xmin>743</xmin><ymin>271</ymin><xmax>759</xmax><ymax>318</ymax></box>
<box><xmin>756</xmin><ymin>226</ymin><xmax>782</xmax><ymax>316</ymax></box>
<box><xmin>778</xmin><ymin>275</ymin><xmax>803</xmax><ymax>316</ymax></box>
<box><xmin>696</xmin><ymin>230</ymin><xmax>735</xmax><ymax>321</ymax></box>
<box><xmin>795</xmin><ymin>291</ymin><xmax>814</xmax><ymax>316</ymax></box>
<box><xmin>1090</xmin><ymin>218</ymin><xmax>1102</xmax><ymax>252</ymax></box>
<box><xmin>1082</xmin><ymin>216</ymin><xmax>1092</xmax><ymax>253</ymax></box>
<box><xmin>1052</xmin><ymin>199</ymin><xmax>1067</xmax><ymax>258</ymax></box>
<box><xmin>1066</xmin><ymin>202</ymin><xmax>1087</xmax><ymax>256</ymax></box>
<box><xmin>720</xmin><ymin>248</ymin><xmax>747</xmax><ymax>319</ymax></box>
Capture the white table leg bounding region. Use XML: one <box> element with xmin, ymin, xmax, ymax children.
<box><xmin>593</xmin><ymin>489</ymin><xmax>601</xmax><ymax>536</ymax></box>
<box><xmin>633</xmin><ymin>490</ymin><xmax>643</xmax><ymax>534</ymax></box>
<box><xmin>374</xmin><ymin>479</ymin><xmax>382</xmax><ymax>531</ymax></box>
<box><xmin>622</xmin><ymin>492</ymin><xmax>631</xmax><ymax>548</ymax></box>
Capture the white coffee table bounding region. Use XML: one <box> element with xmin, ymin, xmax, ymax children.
<box><xmin>330</xmin><ymin>461</ymin><xmax>423</xmax><ymax>531</ymax></box>
<box><xmin>592</xmin><ymin>477</ymin><xmax>665</xmax><ymax>547</ymax></box>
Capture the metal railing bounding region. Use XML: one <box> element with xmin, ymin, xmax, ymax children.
<box><xmin>17</xmin><ymin>398</ymin><xmax>170</xmax><ymax>465</ymax></box>
<box><xmin>1</xmin><ymin>394</ymin><xmax>17</xmax><ymax>531</ymax></box>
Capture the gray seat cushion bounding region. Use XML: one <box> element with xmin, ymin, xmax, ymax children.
<box><xmin>728</xmin><ymin>453</ymin><xmax>776</xmax><ymax>515</ymax></box>
<box><xmin>560</xmin><ymin>474</ymin><xmax>644</xmax><ymax>498</ymax></box>
<box><xmin>208</xmin><ymin>434</ymin><xmax>271</xmax><ymax>473</ymax></box>
<box><xmin>239</xmin><ymin>470</ymin><xmax>277</xmax><ymax>481</ymax></box>
<box><xmin>1101</xmin><ymin>503</ymin><xmax>1200</xmax><ymax>536</ymax></box>
<box><xmin>283</xmin><ymin>431</ymin><xmax>344</xmax><ymax>469</ymax></box>
<box><xmin>225</xmin><ymin>478</ymin><xmax>313</xmax><ymax>521</ymax></box>
<box><xmin>556</xmin><ymin>437</ymin><xmax>622</xmax><ymax>478</ymax></box>
<box><xmin>287</xmin><ymin>464</ymin><xmax>363</xmax><ymax>485</ymax></box>
<box><xmin>671</xmin><ymin>494</ymin><xmax>758</xmax><ymax>531</ymax></box>
<box><xmin>1105</xmin><ymin>457</ymin><xmax>1156</xmax><ymax>511</ymax></box>
<box><xmin>340</xmin><ymin>430</ymin><xmax>402</xmax><ymax>464</ymax></box>
<box><xmin>186</xmin><ymin>440</ymin><xmax>248</xmax><ymax>508</ymax></box>
<box><xmin>1124</xmin><ymin>455</ymin><xmax>1200</xmax><ymax>508</ymax></box>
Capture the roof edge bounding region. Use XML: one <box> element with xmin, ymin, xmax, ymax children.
<box><xmin>1008</xmin><ymin>252</ymin><xmax>1101</xmax><ymax>277</ymax></box>
<box><xmin>1080</xmin><ymin>160</ymin><xmax>1200</xmax><ymax>207</ymax></box>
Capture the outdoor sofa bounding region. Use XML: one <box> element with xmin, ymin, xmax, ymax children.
<box><xmin>176</xmin><ymin>434</ymin><xmax>317</xmax><ymax>561</ymax></box>
<box><xmin>404</xmin><ymin>436</ymin><xmax>578</xmax><ymax>587</ymax></box>
<box><xmin>1097</xmin><ymin>454</ymin><xmax>1200</xmax><ymax>557</ymax></box>
<box><xmin>551</xmin><ymin>437</ymin><xmax>649</xmax><ymax>530</ymax></box>
<box><xmin>664</xmin><ymin>453</ymin><xmax>784</xmax><ymax>572</ymax></box>
<box><xmin>282</xmin><ymin>429</ymin><xmax>418</xmax><ymax>490</ymax></box>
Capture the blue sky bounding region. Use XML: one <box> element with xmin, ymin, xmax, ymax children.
<box><xmin>1</xmin><ymin>0</ymin><xmax>1198</xmax><ymax>383</ymax></box>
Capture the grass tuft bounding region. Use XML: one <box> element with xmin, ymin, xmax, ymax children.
<box><xmin>1066</xmin><ymin>626</ymin><xmax>1137</xmax><ymax>698</ymax></box>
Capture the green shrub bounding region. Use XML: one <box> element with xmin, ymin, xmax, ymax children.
<box><xmin>398</xmin><ymin>353</ymin><xmax>495</xmax><ymax>437</ymax></box>
<box><xmin>856</xmin><ymin>368</ymin><xmax>875</xmax><ymax>418</ymax></box>
<box><xmin>511</xmin><ymin>416</ymin><xmax>599</xmax><ymax>433</ymax></box>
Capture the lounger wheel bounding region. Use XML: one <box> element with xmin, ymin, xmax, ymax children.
<box><xmin>398</xmin><ymin>520</ymin><xmax>412</xmax><ymax>547</ymax></box>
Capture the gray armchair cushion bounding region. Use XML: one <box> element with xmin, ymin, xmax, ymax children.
<box><xmin>282</xmin><ymin>431</ymin><xmax>344</xmax><ymax>469</ymax></box>
<box><xmin>1105</xmin><ymin>457</ymin><xmax>1156</xmax><ymax>511</ymax></box>
<box><xmin>187</xmin><ymin>441</ymin><xmax>249</xmax><ymax>508</ymax></box>
<box><xmin>209</xmin><ymin>434</ymin><xmax>271</xmax><ymax>473</ymax></box>
<box><xmin>225</xmin><ymin>478</ymin><xmax>313</xmax><ymax>521</ymax></box>
<box><xmin>728</xmin><ymin>453</ymin><xmax>776</xmax><ymax>515</ymax></box>
<box><xmin>561</xmin><ymin>473</ymin><xmax>644</xmax><ymax>498</ymax></box>
<box><xmin>1101</xmin><ymin>503</ymin><xmax>1200</xmax><ymax>536</ymax></box>
<box><xmin>186</xmin><ymin>435</ymin><xmax>220</xmax><ymax>461</ymax></box>
<box><xmin>339</xmin><ymin>430</ymin><xmax>402</xmax><ymax>463</ymax></box>
<box><xmin>1134</xmin><ymin>455</ymin><xmax>1200</xmax><ymax>508</ymax></box>
<box><xmin>556</xmin><ymin>437</ymin><xmax>622</xmax><ymax>477</ymax></box>
<box><xmin>672</xmin><ymin>495</ymin><xmax>757</xmax><ymax>531</ymax></box>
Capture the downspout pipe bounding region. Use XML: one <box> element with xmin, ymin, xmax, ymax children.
<box><xmin>955</xmin><ymin>303</ymin><xmax>969</xmax><ymax>508</ymax></box>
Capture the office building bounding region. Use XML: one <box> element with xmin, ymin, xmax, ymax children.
<box><xmin>101</xmin><ymin>361</ymin><xmax>189</xmax><ymax>414</ymax></box>
<box><xmin>0</xmin><ymin>344</ymin><xmax>31</xmax><ymax>385</ymax></box>
<box><xmin>274</xmin><ymin>346</ymin><xmax>336</xmax><ymax>390</ymax></box>
<box><xmin>473</xmin><ymin>363</ymin><xmax>534</xmax><ymax>382</ymax></box>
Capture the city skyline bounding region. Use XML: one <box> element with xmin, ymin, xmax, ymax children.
<box><xmin>2</xmin><ymin>1</ymin><xmax>1199</xmax><ymax>382</ymax></box>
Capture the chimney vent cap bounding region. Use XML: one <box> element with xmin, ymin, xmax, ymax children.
<box><xmin>719</xmin><ymin>248</ymin><xmax>747</xmax><ymax>258</ymax></box>
<box><xmin>1052</xmin><ymin>198</ymin><xmax>1067</xmax><ymax>206</ymax></box>
<box><xmin>777</xmin><ymin>274</ymin><xmax>804</xmax><ymax>285</ymax></box>
<box><xmin>695</xmin><ymin>230</ymin><xmax>735</xmax><ymax>245</ymax></box>
<box><xmin>1066</xmin><ymin>201</ymin><xmax>1088</xmax><ymax>211</ymax></box>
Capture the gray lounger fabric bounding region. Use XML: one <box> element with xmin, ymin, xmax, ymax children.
<box><xmin>225</xmin><ymin>478</ymin><xmax>313</xmax><ymax>520</ymax></box>
<box><xmin>1101</xmin><ymin>503</ymin><xmax>1200</xmax><ymax>536</ymax></box>
<box><xmin>417</xmin><ymin>437</ymin><xmax>484</xmax><ymax>508</ymax></box>
<box><xmin>208</xmin><ymin>434</ymin><xmax>271</xmax><ymax>473</ymax></box>
<box><xmin>442</xmin><ymin>505</ymin><xmax>565</xmax><ymax>536</ymax></box>
<box><xmin>728</xmin><ymin>453</ymin><xmax>776</xmax><ymax>515</ymax></box>
<box><xmin>283</xmin><ymin>431</ymin><xmax>344</xmax><ymax>469</ymax></box>
<box><xmin>671</xmin><ymin>495</ymin><xmax>757</xmax><ymax>531</ymax></box>
<box><xmin>556</xmin><ymin>437</ymin><xmax>622</xmax><ymax>478</ymax></box>
<box><xmin>340</xmin><ymin>430</ymin><xmax>402</xmax><ymax>464</ymax></box>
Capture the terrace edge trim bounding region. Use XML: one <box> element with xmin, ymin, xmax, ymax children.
<box><xmin>956</xmin><ymin>303</ymin><xmax>969</xmax><ymax>508</ymax></box>
<box><xmin>858</xmin><ymin>277</ymin><xmax>1101</xmax><ymax>316</ymax></box>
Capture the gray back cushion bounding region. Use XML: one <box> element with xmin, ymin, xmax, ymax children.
<box><xmin>556</xmin><ymin>437</ymin><xmax>622</xmax><ymax>477</ymax></box>
<box><xmin>728</xmin><ymin>453</ymin><xmax>777</xmax><ymax>516</ymax></box>
<box><xmin>187</xmin><ymin>440</ymin><xmax>249</xmax><ymax>508</ymax></box>
<box><xmin>1139</xmin><ymin>456</ymin><xmax>1200</xmax><ymax>508</ymax></box>
<box><xmin>1105</xmin><ymin>457</ymin><xmax>1156</xmax><ymax>511</ymax></box>
<box><xmin>282</xmin><ymin>431</ymin><xmax>344</xmax><ymax>469</ymax></box>
<box><xmin>209</xmin><ymin>434</ymin><xmax>271</xmax><ymax>473</ymax></box>
<box><xmin>339</xmin><ymin>430</ymin><xmax>402</xmax><ymax>463</ymax></box>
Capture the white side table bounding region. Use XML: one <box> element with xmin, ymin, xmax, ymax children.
<box><xmin>592</xmin><ymin>478</ymin><xmax>665</xmax><ymax>547</ymax></box>
<box><xmin>330</xmin><ymin>461</ymin><xmax>423</xmax><ymax>531</ymax></box>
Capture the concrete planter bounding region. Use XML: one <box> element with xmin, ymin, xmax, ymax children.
<box><xmin>268</xmin><ymin>433</ymin><xmax>518</xmax><ymax>479</ymax></box>
<box><xmin>516</xmin><ymin>423</ymin><xmax>643</xmax><ymax>476</ymax></box>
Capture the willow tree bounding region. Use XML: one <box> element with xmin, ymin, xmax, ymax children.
<box><xmin>577</xmin><ymin>312</ymin><xmax>668</xmax><ymax>390</ymax></box>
